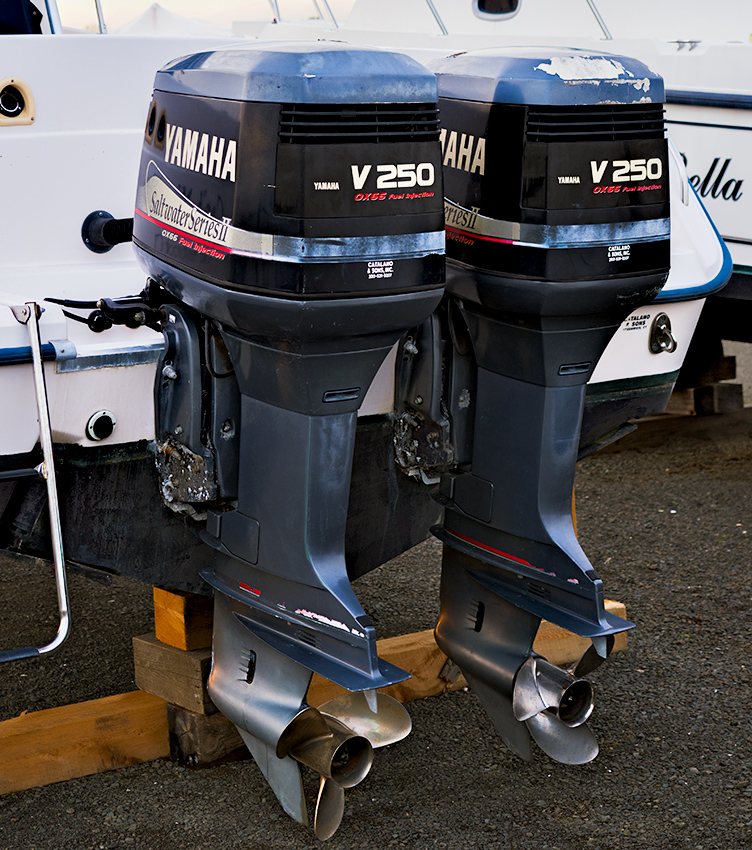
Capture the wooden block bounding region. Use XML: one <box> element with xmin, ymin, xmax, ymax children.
<box><xmin>153</xmin><ymin>586</ymin><xmax>213</xmax><ymax>651</ymax></box>
<box><xmin>133</xmin><ymin>633</ymin><xmax>214</xmax><ymax>715</ymax></box>
<box><xmin>0</xmin><ymin>691</ymin><xmax>169</xmax><ymax>795</ymax></box>
<box><xmin>663</xmin><ymin>388</ymin><xmax>696</xmax><ymax>417</ymax></box>
<box><xmin>167</xmin><ymin>704</ymin><xmax>245</xmax><ymax>766</ymax></box>
<box><xmin>694</xmin><ymin>382</ymin><xmax>744</xmax><ymax>415</ymax></box>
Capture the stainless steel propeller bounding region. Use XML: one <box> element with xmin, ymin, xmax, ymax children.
<box><xmin>512</xmin><ymin>654</ymin><xmax>598</xmax><ymax>765</ymax></box>
<box><xmin>459</xmin><ymin>638</ymin><xmax>612</xmax><ymax>766</ymax></box>
<box><xmin>275</xmin><ymin>707</ymin><xmax>376</xmax><ymax>840</ymax></box>
<box><xmin>435</xmin><ymin>555</ymin><xmax>615</xmax><ymax>766</ymax></box>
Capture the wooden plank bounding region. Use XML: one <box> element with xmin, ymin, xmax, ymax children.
<box><xmin>153</xmin><ymin>586</ymin><xmax>213</xmax><ymax>651</ymax></box>
<box><xmin>133</xmin><ymin>633</ymin><xmax>214</xmax><ymax>715</ymax></box>
<box><xmin>0</xmin><ymin>691</ymin><xmax>169</xmax><ymax>795</ymax></box>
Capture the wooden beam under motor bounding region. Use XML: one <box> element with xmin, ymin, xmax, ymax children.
<box><xmin>0</xmin><ymin>691</ymin><xmax>169</xmax><ymax>796</ymax></box>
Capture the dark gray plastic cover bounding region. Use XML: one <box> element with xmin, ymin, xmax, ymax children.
<box><xmin>430</xmin><ymin>47</ymin><xmax>664</xmax><ymax>105</ymax></box>
<box><xmin>154</xmin><ymin>41</ymin><xmax>438</xmax><ymax>103</ymax></box>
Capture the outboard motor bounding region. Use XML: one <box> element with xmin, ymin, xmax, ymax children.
<box><xmin>132</xmin><ymin>43</ymin><xmax>444</xmax><ymax>838</ymax></box>
<box><xmin>428</xmin><ymin>48</ymin><xmax>669</xmax><ymax>763</ymax></box>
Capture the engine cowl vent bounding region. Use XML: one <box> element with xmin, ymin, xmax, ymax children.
<box><xmin>297</xmin><ymin>629</ymin><xmax>319</xmax><ymax>649</ymax></box>
<box><xmin>278</xmin><ymin>102</ymin><xmax>441</xmax><ymax>144</ymax></box>
<box><xmin>525</xmin><ymin>103</ymin><xmax>665</xmax><ymax>143</ymax></box>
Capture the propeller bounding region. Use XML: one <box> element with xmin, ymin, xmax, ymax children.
<box><xmin>510</xmin><ymin>653</ymin><xmax>600</xmax><ymax>765</ymax></box>
<box><xmin>459</xmin><ymin>637</ymin><xmax>613</xmax><ymax>767</ymax></box>
<box><xmin>276</xmin><ymin>707</ymin><xmax>374</xmax><ymax>840</ymax></box>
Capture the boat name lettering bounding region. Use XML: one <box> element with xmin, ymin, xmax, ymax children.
<box><xmin>439</xmin><ymin>129</ymin><xmax>486</xmax><ymax>176</ymax></box>
<box><xmin>164</xmin><ymin>124</ymin><xmax>237</xmax><ymax>183</ymax></box>
<box><xmin>687</xmin><ymin>156</ymin><xmax>743</xmax><ymax>202</ymax></box>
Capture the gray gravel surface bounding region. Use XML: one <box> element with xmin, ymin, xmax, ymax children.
<box><xmin>2</xmin><ymin>409</ymin><xmax>752</xmax><ymax>850</ymax></box>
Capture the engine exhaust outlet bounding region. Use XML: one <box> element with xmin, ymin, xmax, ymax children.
<box><xmin>513</xmin><ymin>656</ymin><xmax>594</xmax><ymax>728</ymax></box>
<box><xmin>277</xmin><ymin>707</ymin><xmax>374</xmax><ymax>789</ymax></box>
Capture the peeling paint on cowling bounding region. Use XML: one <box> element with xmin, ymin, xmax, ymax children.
<box><xmin>431</xmin><ymin>47</ymin><xmax>664</xmax><ymax>108</ymax></box>
<box><xmin>535</xmin><ymin>55</ymin><xmax>633</xmax><ymax>81</ymax></box>
<box><xmin>597</xmin><ymin>97</ymin><xmax>655</xmax><ymax>105</ymax></box>
<box><xmin>534</xmin><ymin>56</ymin><xmax>651</xmax><ymax>95</ymax></box>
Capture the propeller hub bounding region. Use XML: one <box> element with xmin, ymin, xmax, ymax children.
<box><xmin>557</xmin><ymin>679</ymin><xmax>595</xmax><ymax>727</ymax></box>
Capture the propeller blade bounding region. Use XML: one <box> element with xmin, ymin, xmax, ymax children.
<box><xmin>525</xmin><ymin>712</ymin><xmax>599</xmax><ymax>765</ymax></box>
<box><xmin>314</xmin><ymin>777</ymin><xmax>345</xmax><ymax>841</ymax></box>
<box><xmin>318</xmin><ymin>691</ymin><xmax>412</xmax><ymax>748</ymax></box>
<box><xmin>276</xmin><ymin>706</ymin><xmax>332</xmax><ymax>759</ymax></box>
<box><xmin>512</xmin><ymin>656</ymin><xmax>547</xmax><ymax>721</ymax></box>
<box><xmin>464</xmin><ymin>671</ymin><xmax>533</xmax><ymax>762</ymax></box>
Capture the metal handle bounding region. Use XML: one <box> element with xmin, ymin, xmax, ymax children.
<box><xmin>1</xmin><ymin>302</ymin><xmax>70</xmax><ymax>662</ymax></box>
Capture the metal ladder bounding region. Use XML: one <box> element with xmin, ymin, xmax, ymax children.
<box><xmin>0</xmin><ymin>302</ymin><xmax>70</xmax><ymax>663</ymax></box>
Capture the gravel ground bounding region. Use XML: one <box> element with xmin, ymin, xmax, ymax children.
<box><xmin>2</xmin><ymin>407</ymin><xmax>752</xmax><ymax>850</ymax></box>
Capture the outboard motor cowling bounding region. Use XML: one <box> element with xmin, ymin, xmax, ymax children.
<box><xmin>133</xmin><ymin>42</ymin><xmax>445</xmax><ymax>838</ymax></box>
<box><xmin>430</xmin><ymin>48</ymin><xmax>668</xmax><ymax>764</ymax></box>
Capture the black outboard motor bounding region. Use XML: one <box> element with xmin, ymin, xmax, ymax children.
<box><xmin>132</xmin><ymin>43</ymin><xmax>444</xmax><ymax>838</ymax></box>
<box><xmin>429</xmin><ymin>48</ymin><xmax>669</xmax><ymax>763</ymax></box>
